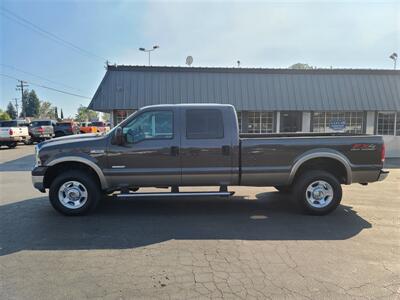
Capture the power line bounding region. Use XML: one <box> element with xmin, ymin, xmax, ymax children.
<box><xmin>0</xmin><ymin>63</ymin><xmax>85</xmax><ymax>92</ymax></box>
<box><xmin>0</xmin><ymin>7</ymin><xmax>108</xmax><ymax>62</ymax></box>
<box><xmin>0</xmin><ymin>73</ymin><xmax>91</xmax><ymax>99</ymax></box>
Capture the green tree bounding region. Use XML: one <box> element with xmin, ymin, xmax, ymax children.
<box><xmin>60</xmin><ymin>108</ymin><xmax>64</xmax><ymax>120</ymax></box>
<box><xmin>102</xmin><ymin>112</ymin><xmax>110</xmax><ymax>122</ymax></box>
<box><xmin>21</xmin><ymin>90</ymin><xmax>40</xmax><ymax>117</ymax></box>
<box><xmin>289</xmin><ymin>63</ymin><xmax>313</xmax><ymax>70</ymax></box>
<box><xmin>0</xmin><ymin>109</ymin><xmax>11</xmax><ymax>121</ymax></box>
<box><xmin>75</xmin><ymin>105</ymin><xmax>98</xmax><ymax>122</ymax></box>
<box><xmin>6</xmin><ymin>102</ymin><xmax>17</xmax><ymax>119</ymax></box>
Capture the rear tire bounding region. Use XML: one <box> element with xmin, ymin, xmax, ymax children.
<box><xmin>49</xmin><ymin>170</ymin><xmax>101</xmax><ymax>216</ymax></box>
<box><xmin>293</xmin><ymin>170</ymin><xmax>342</xmax><ymax>215</ymax></box>
<box><xmin>7</xmin><ymin>142</ymin><xmax>17</xmax><ymax>149</ymax></box>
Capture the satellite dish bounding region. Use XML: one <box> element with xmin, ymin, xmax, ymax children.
<box><xmin>186</xmin><ymin>56</ymin><xmax>193</xmax><ymax>66</ymax></box>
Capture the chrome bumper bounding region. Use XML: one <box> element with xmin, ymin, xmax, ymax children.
<box><xmin>377</xmin><ymin>170</ymin><xmax>389</xmax><ymax>182</ymax></box>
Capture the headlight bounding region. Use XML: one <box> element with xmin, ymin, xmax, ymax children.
<box><xmin>35</xmin><ymin>145</ymin><xmax>41</xmax><ymax>166</ymax></box>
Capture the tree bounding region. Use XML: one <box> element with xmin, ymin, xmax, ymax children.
<box><xmin>0</xmin><ymin>109</ymin><xmax>11</xmax><ymax>121</ymax></box>
<box><xmin>21</xmin><ymin>90</ymin><xmax>40</xmax><ymax>118</ymax></box>
<box><xmin>6</xmin><ymin>102</ymin><xmax>17</xmax><ymax>119</ymax></box>
<box><xmin>38</xmin><ymin>101</ymin><xmax>55</xmax><ymax>119</ymax></box>
<box><xmin>289</xmin><ymin>63</ymin><xmax>313</xmax><ymax>70</ymax></box>
<box><xmin>75</xmin><ymin>105</ymin><xmax>98</xmax><ymax>122</ymax></box>
<box><xmin>60</xmin><ymin>109</ymin><xmax>64</xmax><ymax>120</ymax></box>
<box><xmin>102</xmin><ymin>112</ymin><xmax>110</xmax><ymax>122</ymax></box>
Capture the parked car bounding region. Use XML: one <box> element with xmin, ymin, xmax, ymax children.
<box><xmin>79</xmin><ymin>122</ymin><xmax>97</xmax><ymax>134</ymax></box>
<box><xmin>90</xmin><ymin>121</ymin><xmax>110</xmax><ymax>133</ymax></box>
<box><xmin>29</xmin><ymin>120</ymin><xmax>56</xmax><ymax>143</ymax></box>
<box><xmin>0</xmin><ymin>120</ymin><xmax>30</xmax><ymax>148</ymax></box>
<box><xmin>54</xmin><ymin>121</ymin><xmax>80</xmax><ymax>137</ymax></box>
<box><xmin>32</xmin><ymin>104</ymin><xmax>388</xmax><ymax>216</ymax></box>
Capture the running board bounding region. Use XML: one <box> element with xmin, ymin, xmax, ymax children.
<box><xmin>117</xmin><ymin>191</ymin><xmax>234</xmax><ymax>198</ymax></box>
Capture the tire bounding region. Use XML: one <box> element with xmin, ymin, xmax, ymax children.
<box><xmin>293</xmin><ymin>170</ymin><xmax>342</xmax><ymax>215</ymax></box>
<box><xmin>274</xmin><ymin>185</ymin><xmax>292</xmax><ymax>193</ymax></box>
<box><xmin>49</xmin><ymin>170</ymin><xmax>101</xmax><ymax>216</ymax></box>
<box><xmin>7</xmin><ymin>142</ymin><xmax>17</xmax><ymax>149</ymax></box>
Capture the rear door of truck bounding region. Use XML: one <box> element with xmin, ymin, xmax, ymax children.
<box><xmin>179</xmin><ymin>106</ymin><xmax>237</xmax><ymax>186</ymax></box>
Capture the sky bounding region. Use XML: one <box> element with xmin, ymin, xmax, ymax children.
<box><xmin>1</xmin><ymin>0</ymin><xmax>399</xmax><ymax>118</ymax></box>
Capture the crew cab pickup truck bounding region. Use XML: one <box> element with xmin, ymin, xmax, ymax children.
<box><xmin>0</xmin><ymin>120</ymin><xmax>30</xmax><ymax>148</ymax></box>
<box><xmin>29</xmin><ymin>120</ymin><xmax>55</xmax><ymax>143</ymax></box>
<box><xmin>32</xmin><ymin>104</ymin><xmax>388</xmax><ymax>216</ymax></box>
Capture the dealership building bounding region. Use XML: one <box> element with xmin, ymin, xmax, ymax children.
<box><xmin>89</xmin><ymin>65</ymin><xmax>400</xmax><ymax>157</ymax></box>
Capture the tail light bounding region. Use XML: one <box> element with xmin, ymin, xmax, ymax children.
<box><xmin>38</xmin><ymin>126</ymin><xmax>44</xmax><ymax>133</ymax></box>
<box><xmin>8</xmin><ymin>128</ymin><xmax>13</xmax><ymax>135</ymax></box>
<box><xmin>381</xmin><ymin>144</ymin><xmax>386</xmax><ymax>163</ymax></box>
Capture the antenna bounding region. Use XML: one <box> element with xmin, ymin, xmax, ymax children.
<box><xmin>186</xmin><ymin>56</ymin><xmax>193</xmax><ymax>66</ymax></box>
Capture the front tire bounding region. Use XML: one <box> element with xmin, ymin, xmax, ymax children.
<box><xmin>293</xmin><ymin>170</ymin><xmax>342</xmax><ymax>215</ymax></box>
<box><xmin>49</xmin><ymin>171</ymin><xmax>101</xmax><ymax>216</ymax></box>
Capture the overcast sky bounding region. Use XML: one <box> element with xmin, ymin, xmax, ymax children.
<box><xmin>1</xmin><ymin>0</ymin><xmax>399</xmax><ymax>117</ymax></box>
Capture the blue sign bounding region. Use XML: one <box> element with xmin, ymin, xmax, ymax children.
<box><xmin>329</xmin><ymin>119</ymin><xmax>346</xmax><ymax>131</ymax></box>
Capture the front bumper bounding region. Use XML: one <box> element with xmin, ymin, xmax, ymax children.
<box><xmin>377</xmin><ymin>169</ymin><xmax>389</xmax><ymax>182</ymax></box>
<box><xmin>32</xmin><ymin>166</ymin><xmax>48</xmax><ymax>192</ymax></box>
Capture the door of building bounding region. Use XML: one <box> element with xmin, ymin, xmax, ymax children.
<box><xmin>280</xmin><ymin>112</ymin><xmax>302</xmax><ymax>132</ymax></box>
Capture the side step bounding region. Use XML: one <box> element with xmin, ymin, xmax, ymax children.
<box><xmin>117</xmin><ymin>191</ymin><xmax>234</xmax><ymax>198</ymax></box>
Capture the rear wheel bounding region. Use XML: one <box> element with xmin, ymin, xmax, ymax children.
<box><xmin>49</xmin><ymin>171</ymin><xmax>101</xmax><ymax>216</ymax></box>
<box><xmin>7</xmin><ymin>142</ymin><xmax>17</xmax><ymax>148</ymax></box>
<box><xmin>293</xmin><ymin>170</ymin><xmax>342</xmax><ymax>215</ymax></box>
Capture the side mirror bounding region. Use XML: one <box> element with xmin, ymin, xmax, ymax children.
<box><xmin>112</xmin><ymin>126</ymin><xmax>124</xmax><ymax>145</ymax></box>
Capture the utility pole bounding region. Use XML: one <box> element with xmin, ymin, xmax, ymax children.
<box><xmin>16</xmin><ymin>80</ymin><xmax>28</xmax><ymax>118</ymax></box>
<box><xmin>13</xmin><ymin>98</ymin><xmax>19</xmax><ymax>118</ymax></box>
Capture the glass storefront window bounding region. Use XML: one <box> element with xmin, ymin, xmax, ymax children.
<box><xmin>377</xmin><ymin>112</ymin><xmax>396</xmax><ymax>136</ymax></box>
<box><xmin>114</xmin><ymin>110</ymin><xmax>135</xmax><ymax>125</ymax></box>
<box><xmin>312</xmin><ymin>112</ymin><xmax>364</xmax><ymax>134</ymax></box>
<box><xmin>247</xmin><ymin>111</ymin><xmax>274</xmax><ymax>133</ymax></box>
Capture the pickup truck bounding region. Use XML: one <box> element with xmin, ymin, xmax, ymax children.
<box><xmin>32</xmin><ymin>104</ymin><xmax>388</xmax><ymax>216</ymax></box>
<box><xmin>29</xmin><ymin>120</ymin><xmax>55</xmax><ymax>143</ymax></box>
<box><xmin>79</xmin><ymin>122</ymin><xmax>98</xmax><ymax>134</ymax></box>
<box><xmin>0</xmin><ymin>120</ymin><xmax>30</xmax><ymax>148</ymax></box>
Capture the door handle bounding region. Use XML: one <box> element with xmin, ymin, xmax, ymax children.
<box><xmin>221</xmin><ymin>145</ymin><xmax>231</xmax><ymax>156</ymax></box>
<box><xmin>170</xmin><ymin>146</ymin><xmax>179</xmax><ymax>156</ymax></box>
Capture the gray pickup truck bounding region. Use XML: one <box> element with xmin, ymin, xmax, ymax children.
<box><xmin>32</xmin><ymin>104</ymin><xmax>388</xmax><ymax>216</ymax></box>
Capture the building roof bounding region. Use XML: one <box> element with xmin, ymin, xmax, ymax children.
<box><xmin>89</xmin><ymin>65</ymin><xmax>400</xmax><ymax>112</ymax></box>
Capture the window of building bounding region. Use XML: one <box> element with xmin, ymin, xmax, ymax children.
<box><xmin>312</xmin><ymin>112</ymin><xmax>364</xmax><ymax>134</ymax></box>
<box><xmin>247</xmin><ymin>111</ymin><xmax>274</xmax><ymax>133</ymax></box>
<box><xmin>115</xmin><ymin>110</ymin><xmax>135</xmax><ymax>125</ymax></box>
<box><xmin>237</xmin><ymin>111</ymin><xmax>242</xmax><ymax>132</ymax></box>
<box><xmin>123</xmin><ymin>110</ymin><xmax>173</xmax><ymax>144</ymax></box>
<box><xmin>186</xmin><ymin>109</ymin><xmax>224</xmax><ymax>139</ymax></box>
<box><xmin>377</xmin><ymin>112</ymin><xmax>398</xmax><ymax>136</ymax></box>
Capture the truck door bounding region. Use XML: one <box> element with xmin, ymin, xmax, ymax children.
<box><xmin>106</xmin><ymin>107</ymin><xmax>181</xmax><ymax>187</ymax></box>
<box><xmin>180</xmin><ymin>107</ymin><xmax>234</xmax><ymax>186</ymax></box>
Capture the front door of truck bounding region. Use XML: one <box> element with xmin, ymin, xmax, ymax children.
<box><xmin>179</xmin><ymin>107</ymin><xmax>234</xmax><ymax>186</ymax></box>
<box><xmin>106</xmin><ymin>108</ymin><xmax>181</xmax><ymax>187</ymax></box>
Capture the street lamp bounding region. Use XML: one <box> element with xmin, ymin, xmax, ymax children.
<box><xmin>389</xmin><ymin>52</ymin><xmax>397</xmax><ymax>70</ymax></box>
<box><xmin>139</xmin><ymin>45</ymin><xmax>160</xmax><ymax>66</ymax></box>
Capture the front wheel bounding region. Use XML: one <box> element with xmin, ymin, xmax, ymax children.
<box><xmin>293</xmin><ymin>170</ymin><xmax>342</xmax><ymax>215</ymax></box>
<box><xmin>49</xmin><ymin>171</ymin><xmax>101</xmax><ymax>216</ymax></box>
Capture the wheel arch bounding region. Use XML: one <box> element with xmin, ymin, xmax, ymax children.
<box><xmin>289</xmin><ymin>150</ymin><xmax>352</xmax><ymax>185</ymax></box>
<box><xmin>45</xmin><ymin>157</ymin><xmax>108</xmax><ymax>190</ymax></box>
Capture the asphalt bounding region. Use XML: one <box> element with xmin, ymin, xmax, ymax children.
<box><xmin>0</xmin><ymin>145</ymin><xmax>399</xmax><ymax>299</ymax></box>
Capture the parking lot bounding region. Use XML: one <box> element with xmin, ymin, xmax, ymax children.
<box><xmin>0</xmin><ymin>144</ymin><xmax>399</xmax><ymax>299</ymax></box>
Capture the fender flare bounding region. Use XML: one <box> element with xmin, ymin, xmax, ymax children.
<box><xmin>288</xmin><ymin>151</ymin><xmax>352</xmax><ymax>184</ymax></box>
<box><xmin>47</xmin><ymin>156</ymin><xmax>108</xmax><ymax>189</ymax></box>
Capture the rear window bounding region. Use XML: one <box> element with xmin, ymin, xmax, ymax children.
<box><xmin>0</xmin><ymin>121</ymin><xmax>17</xmax><ymax>127</ymax></box>
<box><xmin>90</xmin><ymin>122</ymin><xmax>104</xmax><ymax>126</ymax></box>
<box><xmin>57</xmin><ymin>122</ymin><xmax>73</xmax><ymax>127</ymax></box>
<box><xmin>186</xmin><ymin>109</ymin><xmax>224</xmax><ymax>139</ymax></box>
<box><xmin>31</xmin><ymin>121</ymin><xmax>52</xmax><ymax>126</ymax></box>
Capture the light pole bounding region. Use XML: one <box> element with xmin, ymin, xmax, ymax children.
<box><xmin>139</xmin><ymin>45</ymin><xmax>159</xmax><ymax>66</ymax></box>
<box><xmin>389</xmin><ymin>53</ymin><xmax>398</xmax><ymax>70</ymax></box>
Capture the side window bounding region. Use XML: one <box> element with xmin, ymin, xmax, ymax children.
<box><xmin>186</xmin><ymin>109</ymin><xmax>224</xmax><ymax>139</ymax></box>
<box><xmin>123</xmin><ymin>110</ymin><xmax>173</xmax><ymax>144</ymax></box>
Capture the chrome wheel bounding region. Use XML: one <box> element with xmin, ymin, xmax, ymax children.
<box><xmin>58</xmin><ymin>181</ymin><xmax>88</xmax><ymax>209</ymax></box>
<box><xmin>305</xmin><ymin>180</ymin><xmax>334</xmax><ymax>208</ymax></box>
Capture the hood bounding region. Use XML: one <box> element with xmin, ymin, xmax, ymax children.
<box><xmin>38</xmin><ymin>133</ymin><xmax>107</xmax><ymax>149</ymax></box>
